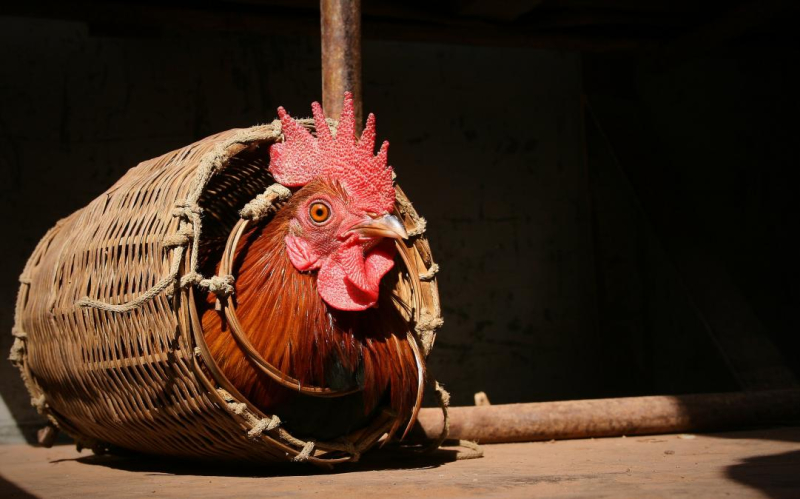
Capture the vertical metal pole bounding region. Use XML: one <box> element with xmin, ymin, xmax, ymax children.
<box><xmin>320</xmin><ymin>0</ymin><xmax>363</xmax><ymax>127</ymax></box>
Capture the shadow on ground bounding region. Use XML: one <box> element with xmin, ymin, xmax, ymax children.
<box><xmin>683</xmin><ymin>426</ymin><xmax>800</xmax><ymax>499</ymax></box>
<box><xmin>726</xmin><ymin>450</ymin><xmax>800</xmax><ymax>499</ymax></box>
<box><xmin>705</xmin><ymin>425</ymin><xmax>800</xmax><ymax>443</ymax></box>
<box><xmin>0</xmin><ymin>475</ymin><xmax>37</xmax><ymax>499</ymax></box>
<box><xmin>49</xmin><ymin>445</ymin><xmax>463</xmax><ymax>478</ymax></box>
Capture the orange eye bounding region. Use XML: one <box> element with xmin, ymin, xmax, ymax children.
<box><xmin>309</xmin><ymin>201</ymin><xmax>331</xmax><ymax>224</ymax></box>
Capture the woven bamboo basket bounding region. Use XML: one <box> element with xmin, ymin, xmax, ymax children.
<box><xmin>10</xmin><ymin>120</ymin><xmax>443</xmax><ymax>467</ymax></box>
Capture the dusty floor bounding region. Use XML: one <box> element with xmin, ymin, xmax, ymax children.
<box><xmin>1</xmin><ymin>426</ymin><xmax>798</xmax><ymax>498</ymax></box>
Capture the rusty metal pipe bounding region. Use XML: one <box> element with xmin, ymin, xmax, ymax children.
<box><xmin>414</xmin><ymin>390</ymin><xmax>800</xmax><ymax>443</ymax></box>
<box><xmin>321</xmin><ymin>0</ymin><xmax>362</xmax><ymax>125</ymax></box>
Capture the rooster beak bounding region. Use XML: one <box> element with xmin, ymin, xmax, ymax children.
<box><xmin>351</xmin><ymin>214</ymin><xmax>408</xmax><ymax>240</ymax></box>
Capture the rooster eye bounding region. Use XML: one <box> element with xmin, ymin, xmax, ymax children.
<box><xmin>308</xmin><ymin>201</ymin><xmax>331</xmax><ymax>224</ymax></box>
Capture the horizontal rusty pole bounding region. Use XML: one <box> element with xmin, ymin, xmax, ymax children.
<box><xmin>414</xmin><ymin>390</ymin><xmax>800</xmax><ymax>443</ymax></box>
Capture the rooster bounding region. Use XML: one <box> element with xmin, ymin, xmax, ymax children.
<box><xmin>202</xmin><ymin>93</ymin><xmax>424</xmax><ymax>441</ymax></box>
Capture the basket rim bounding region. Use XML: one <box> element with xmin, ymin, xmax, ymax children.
<box><xmin>175</xmin><ymin>124</ymin><xmax>443</xmax><ymax>465</ymax></box>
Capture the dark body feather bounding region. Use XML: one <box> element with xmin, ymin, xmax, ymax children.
<box><xmin>202</xmin><ymin>181</ymin><xmax>419</xmax><ymax>439</ymax></box>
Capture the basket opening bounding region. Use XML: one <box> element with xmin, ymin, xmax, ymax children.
<box><xmin>195</xmin><ymin>141</ymin><xmax>275</xmax><ymax>277</ymax></box>
<box><xmin>178</xmin><ymin>128</ymin><xmax>438</xmax><ymax>460</ymax></box>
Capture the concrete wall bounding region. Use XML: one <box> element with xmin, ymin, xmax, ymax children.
<box><xmin>0</xmin><ymin>17</ymin><xmax>596</xmax><ymax>442</ymax></box>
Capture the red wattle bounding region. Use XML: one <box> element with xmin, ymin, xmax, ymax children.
<box><xmin>316</xmin><ymin>240</ymin><xmax>396</xmax><ymax>311</ymax></box>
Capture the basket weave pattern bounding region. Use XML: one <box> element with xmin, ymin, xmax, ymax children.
<box><xmin>10</xmin><ymin>122</ymin><xmax>442</xmax><ymax>466</ymax></box>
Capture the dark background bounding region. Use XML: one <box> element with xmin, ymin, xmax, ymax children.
<box><xmin>1</xmin><ymin>0</ymin><xmax>798</xmax><ymax>442</ymax></box>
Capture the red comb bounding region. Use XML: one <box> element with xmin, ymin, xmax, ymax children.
<box><xmin>269</xmin><ymin>92</ymin><xmax>395</xmax><ymax>214</ymax></box>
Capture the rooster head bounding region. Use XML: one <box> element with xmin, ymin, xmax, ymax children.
<box><xmin>269</xmin><ymin>93</ymin><xmax>406</xmax><ymax>312</ymax></box>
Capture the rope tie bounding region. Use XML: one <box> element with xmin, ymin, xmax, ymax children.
<box><xmin>240</xmin><ymin>184</ymin><xmax>292</xmax><ymax>221</ymax></box>
<box><xmin>423</xmin><ymin>386</ymin><xmax>483</xmax><ymax>460</ymax></box>
<box><xmin>219</xmin><ymin>389</ymin><xmax>286</xmax><ymax>442</ymax></box>
<box><xmin>247</xmin><ymin>415</ymin><xmax>282</xmax><ymax>438</ymax></box>
<box><xmin>11</xmin><ymin>326</ymin><xmax>27</xmax><ymax>339</ymax></box>
<box><xmin>455</xmin><ymin>440</ymin><xmax>484</xmax><ymax>460</ymax></box>
<box><xmin>407</xmin><ymin>217</ymin><xmax>427</xmax><ymax>237</ymax></box>
<box><xmin>180</xmin><ymin>273</ymin><xmax>235</xmax><ymax>297</ymax></box>
<box><xmin>31</xmin><ymin>394</ymin><xmax>47</xmax><ymax>413</ymax></box>
<box><xmin>293</xmin><ymin>441</ymin><xmax>316</xmax><ymax>462</ymax></box>
<box><xmin>18</xmin><ymin>275</ymin><xmax>32</xmax><ymax>285</ymax></box>
<box><xmin>180</xmin><ymin>273</ymin><xmax>235</xmax><ymax>310</ymax></box>
<box><xmin>427</xmin><ymin>380</ymin><xmax>451</xmax><ymax>452</ymax></box>
<box><xmin>162</xmin><ymin>225</ymin><xmax>194</xmax><ymax>248</ymax></box>
<box><xmin>436</xmin><ymin>380</ymin><xmax>451</xmax><ymax>407</ymax></box>
<box><xmin>171</xmin><ymin>202</ymin><xmax>203</xmax><ymax>219</ymax></box>
<box><xmin>228</xmin><ymin>402</ymin><xmax>248</xmax><ymax>415</ymax></box>
<box><xmin>396</xmin><ymin>196</ymin><xmax>427</xmax><ymax>238</ymax></box>
<box><xmin>217</xmin><ymin>388</ymin><xmax>233</xmax><ymax>401</ymax></box>
<box><xmin>419</xmin><ymin>263</ymin><xmax>440</xmax><ymax>282</ymax></box>
<box><xmin>415</xmin><ymin>312</ymin><xmax>444</xmax><ymax>335</ymax></box>
<box><xmin>8</xmin><ymin>338</ymin><xmax>25</xmax><ymax>363</ymax></box>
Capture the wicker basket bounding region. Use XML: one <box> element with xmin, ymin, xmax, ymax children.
<box><xmin>10</xmin><ymin>121</ymin><xmax>443</xmax><ymax>467</ymax></box>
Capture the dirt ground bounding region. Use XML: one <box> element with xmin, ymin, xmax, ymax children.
<box><xmin>1</xmin><ymin>426</ymin><xmax>798</xmax><ymax>498</ymax></box>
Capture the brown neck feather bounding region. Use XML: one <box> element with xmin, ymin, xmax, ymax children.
<box><xmin>202</xmin><ymin>192</ymin><xmax>419</xmax><ymax>424</ymax></box>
